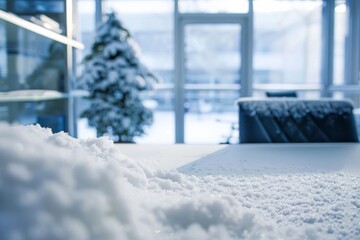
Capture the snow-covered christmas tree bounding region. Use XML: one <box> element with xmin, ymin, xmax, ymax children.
<box><xmin>78</xmin><ymin>12</ymin><xmax>156</xmax><ymax>142</ymax></box>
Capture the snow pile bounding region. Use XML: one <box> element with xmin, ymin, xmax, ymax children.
<box><xmin>0</xmin><ymin>123</ymin><xmax>359</xmax><ymax>239</ymax></box>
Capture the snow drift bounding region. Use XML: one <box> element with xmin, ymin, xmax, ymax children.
<box><xmin>0</xmin><ymin>123</ymin><xmax>359</xmax><ymax>239</ymax></box>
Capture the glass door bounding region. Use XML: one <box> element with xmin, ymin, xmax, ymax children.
<box><xmin>178</xmin><ymin>18</ymin><xmax>246</xmax><ymax>143</ymax></box>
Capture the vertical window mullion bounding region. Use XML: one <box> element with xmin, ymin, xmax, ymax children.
<box><xmin>345</xmin><ymin>0</ymin><xmax>360</xmax><ymax>85</ymax></box>
<box><xmin>95</xmin><ymin>0</ymin><xmax>103</xmax><ymax>29</ymax></box>
<box><xmin>321</xmin><ymin>0</ymin><xmax>335</xmax><ymax>97</ymax></box>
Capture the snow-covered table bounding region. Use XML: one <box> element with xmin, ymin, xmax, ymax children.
<box><xmin>115</xmin><ymin>143</ymin><xmax>360</xmax><ymax>239</ymax></box>
<box><xmin>2</xmin><ymin>123</ymin><xmax>360</xmax><ymax>239</ymax></box>
<box><xmin>116</xmin><ymin>143</ymin><xmax>360</xmax><ymax>175</ymax></box>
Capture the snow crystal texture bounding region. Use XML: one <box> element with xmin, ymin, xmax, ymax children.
<box><xmin>0</xmin><ymin>123</ymin><xmax>359</xmax><ymax>239</ymax></box>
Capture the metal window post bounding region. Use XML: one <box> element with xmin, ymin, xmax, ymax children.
<box><xmin>242</xmin><ymin>0</ymin><xmax>253</xmax><ymax>97</ymax></box>
<box><xmin>345</xmin><ymin>0</ymin><xmax>360</xmax><ymax>85</ymax></box>
<box><xmin>95</xmin><ymin>0</ymin><xmax>103</xmax><ymax>29</ymax></box>
<box><xmin>321</xmin><ymin>0</ymin><xmax>335</xmax><ymax>98</ymax></box>
<box><xmin>174</xmin><ymin>0</ymin><xmax>185</xmax><ymax>143</ymax></box>
<box><xmin>66</xmin><ymin>0</ymin><xmax>76</xmax><ymax>136</ymax></box>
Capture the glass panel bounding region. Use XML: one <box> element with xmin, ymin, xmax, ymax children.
<box><xmin>14</xmin><ymin>0</ymin><xmax>64</xmax><ymax>13</ymax></box>
<box><xmin>333</xmin><ymin>0</ymin><xmax>347</xmax><ymax>85</ymax></box>
<box><xmin>0</xmin><ymin>19</ymin><xmax>68</xmax><ymax>130</ymax></box>
<box><xmin>76</xmin><ymin>0</ymin><xmax>96</xmax><ymax>56</ymax></box>
<box><xmin>80</xmin><ymin>0</ymin><xmax>174</xmax><ymax>143</ymax></box>
<box><xmin>333</xmin><ymin>91</ymin><xmax>360</xmax><ymax>108</ymax></box>
<box><xmin>136</xmin><ymin>89</ymin><xmax>175</xmax><ymax>143</ymax></box>
<box><xmin>253</xmin><ymin>0</ymin><xmax>323</xmax><ymax>87</ymax></box>
<box><xmin>179</xmin><ymin>0</ymin><xmax>249</xmax><ymax>13</ymax></box>
<box><xmin>2</xmin><ymin>0</ymin><xmax>66</xmax><ymax>34</ymax></box>
<box><xmin>0</xmin><ymin>1</ymin><xmax>5</xmax><ymax>10</ymax></box>
<box><xmin>0</xmin><ymin>21</ymin><xmax>67</xmax><ymax>92</ymax></box>
<box><xmin>74</xmin><ymin>0</ymin><xmax>96</xmax><ymax>138</ymax></box>
<box><xmin>184</xmin><ymin>24</ymin><xmax>241</xmax><ymax>144</ymax></box>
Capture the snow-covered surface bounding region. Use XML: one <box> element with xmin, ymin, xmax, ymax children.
<box><xmin>117</xmin><ymin>144</ymin><xmax>227</xmax><ymax>170</ymax></box>
<box><xmin>1</xmin><ymin>123</ymin><xmax>360</xmax><ymax>239</ymax></box>
<box><xmin>118</xmin><ymin>143</ymin><xmax>360</xmax><ymax>175</ymax></box>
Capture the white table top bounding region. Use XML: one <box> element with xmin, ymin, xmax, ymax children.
<box><xmin>116</xmin><ymin>143</ymin><xmax>360</xmax><ymax>176</ymax></box>
<box><xmin>116</xmin><ymin>144</ymin><xmax>226</xmax><ymax>170</ymax></box>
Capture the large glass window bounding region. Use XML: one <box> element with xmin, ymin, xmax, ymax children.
<box><xmin>74</xmin><ymin>0</ymin><xmax>360</xmax><ymax>143</ymax></box>
<box><xmin>103</xmin><ymin>0</ymin><xmax>175</xmax><ymax>143</ymax></box>
<box><xmin>183</xmin><ymin>23</ymin><xmax>241</xmax><ymax>144</ymax></box>
<box><xmin>253</xmin><ymin>0</ymin><xmax>323</xmax><ymax>98</ymax></box>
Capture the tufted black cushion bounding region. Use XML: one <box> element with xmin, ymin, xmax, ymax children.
<box><xmin>238</xmin><ymin>99</ymin><xmax>359</xmax><ymax>143</ymax></box>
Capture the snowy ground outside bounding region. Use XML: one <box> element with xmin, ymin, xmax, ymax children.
<box><xmin>77</xmin><ymin>111</ymin><xmax>239</xmax><ymax>144</ymax></box>
<box><xmin>1</xmin><ymin>123</ymin><xmax>360</xmax><ymax>239</ymax></box>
